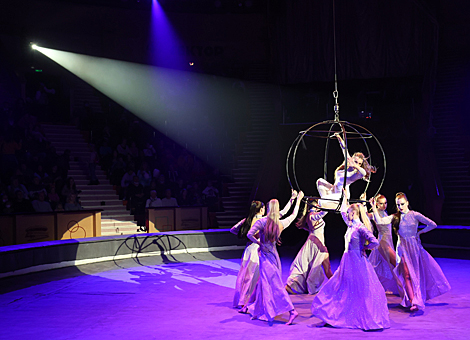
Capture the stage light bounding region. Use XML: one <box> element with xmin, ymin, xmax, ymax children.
<box><xmin>32</xmin><ymin>46</ymin><xmax>246</xmax><ymax>172</ymax></box>
<box><xmin>31</xmin><ymin>44</ymin><xmax>38</xmax><ymax>50</ymax></box>
<box><xmin>189</xmin><ymin>62</ymin><xmax>194</xmax><ymax>66</ymax></box>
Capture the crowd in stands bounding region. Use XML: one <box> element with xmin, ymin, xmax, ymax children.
<box><xmin>1</xmin><ymin>94</ymin><xmax>225</xmax><ymax>228</ymax></box>
<box><xmin>85</xmin><ymin>99</ymin><xmax>225</xmax><ymax>226</ymax></box>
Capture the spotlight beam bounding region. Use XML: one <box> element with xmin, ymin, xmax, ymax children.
<box><xmin>33</xmin><ymin>46</ymin><xmax>242</xmax><ymax>171</ymax></box>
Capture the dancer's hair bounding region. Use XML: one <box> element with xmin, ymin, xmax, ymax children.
<box><xmin>238</xmin><ymin>200</ymin><xmax>264</xmax><ymax>239</ymax></box>
<box><xmin>348</xmin><ymin>203</ymin><xmax>373</xmax><ymax>232</ymax></box>
<box><xmin>336</xmin><ymin>152</ymin><xmax>377</xmax><ymax>181</ymax></box>
<box><xmin>392</xmin><ymin>192</ymin><xmax>408</xmax><ymax>235</ymax></box>
<box><xmin>375</xmin><ymin>193</ymin><xmax>386</xmax><ymax>201</ymax></box>
<box><xmin>265</xmin><ymin>199</ymin><xmax>281</xmax><ymax>243</ymax></box>
<box><xmin>296</xmin><ymin>199</ymin><xmax>318</xmax><ymax>230</ymax></box>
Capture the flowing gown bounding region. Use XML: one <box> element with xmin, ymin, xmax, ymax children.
<box><xmin>375</xmin><ymin>211</ymin><xmax>451</xmax><ymax>310</ymax></box>
<box><xmin>230</xmin><ymin>200</ymin><xmax>294</xmax><ymax>308</ymax></box>
<box><xmin>312</xmin><ymin>213</ymin><xmax>390</xmax><ymax>330</ymax></box>
<box><xmin>246</xmin><ymin>204</ymin><xmax>300</xmax><ymax>323</ymax></box>
<box><xmin>369</xmin><ymin>210</ymin><xmax>400</xmax><ymax>294</ymax></box>
<box><xmin>286</xmin><ymin>211</ymin><xmax>329</xmax><ymax>294</ymax></box>
<box><xmin>231</xmin><ymin>218</ymin><xmax>260</xmax><ymax>308</ymax></box>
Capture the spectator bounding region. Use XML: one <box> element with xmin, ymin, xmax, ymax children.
<box><xmin>48</xmin><ymin>184</ymin><xmax>61</xmax><ymax>209</ymax></box>
<box><xmin>109</xmin><ymin>152</ymin><xmax>126</xmax><ymax>185</ymax></box>
<box><xmin>64</xmin><ymin>194</ymin><xmax>82</xmax><ymax>211</ymax></box>
<box><xmin>28</xmin><ymin>176</ymin><xmax>48</xmax><ymax>200</ymax></box>
<box><xmin>128</xmin><ymin>141</ymin><xmax>139</xmax><ymax>162</ymax></box>
<box><xmin>137</xmin><ymin>162</ymin><xmax>152</xmax><ymax>188</ymax></box>
<box><xmin>127</xmin><ymin>176</ymin><xmax>146</xmax><ymax>214</ymax></box>
<box><xmin>202</xmin><ymin>180</ymin><xmax>219</xmax><ymax>211</ymax></box>
<box><xmin>161</xmin><ymin>189</ymin><xmax>178</xmax><ymax>207</ymax></box>
<box><xmin>32</xmin><ymin>191</ymin><xmax>53</xmax><ymax>212</ymax></box>
<box><xmin>61</xmin><ymin>177</ymin><xmax>80</xmax><ymax>202</ymax></box>
<box><xmin>120</xmin><ymin>168</ymin><xmax>136</xmax><ymax>199</ymax></box>
<box><xmin>116</xmin><ymin>138</ymin><xmax>129</xmax><ymax>158</ymax></box>
<box><xmin>8</xmin><ymin>177</ymin><xmax>29</xmax><ymax>199</ymax></box>
<box><xmin>155</xmin><ymin>174</ymin><xmax>167</xmax><ymax>198</ymax></box>
<box><xmin>33</xmin><ymin>164</ymin><xmax>49</xmax><ymax>182</ymax></box>
<box><xmin>179</xmin><ymin>188</ymin><xmax>191</xmax><ymax>207</ymax></box>
<box><xmin>1</xmin><ymin>194</ymin><xmax>14</xmax><ymax>214</ymax></box>
<box><xmin>146</xmin><ymin>190</ymin><xmax>162</xmax><ymax>208</ymax></box>
<box><xmin>54</xmin><ymin>202</ymin><xmax>65</xmax><ymax>212</ymax></box>
<box><xmin>12</xmin><ymin>190</ymin><xmax>34</xmax><ymax>213</ymax></box>
<box><xmin>143</xmin><ymin>142</ymin><xmax>156</xmax><ymax>167</ymax></box>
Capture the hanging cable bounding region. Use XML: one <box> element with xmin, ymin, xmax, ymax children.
<box><xmin>332</xmin><ymin>0</ymin><xmax>339</xmax><ymax>122</ymax></box>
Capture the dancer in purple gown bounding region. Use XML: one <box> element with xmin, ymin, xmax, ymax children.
<box><xmin>230</xmin><ymin>200</ymin><xmax>265</xmax><ymax>309</ymax></box>
<box><xmin>244</xmin><ymin>191</ymin><xmax>304</xmax><ymax>325</ymax></box>
<box><xmin>370</xmin><ymin>192</ymin><xmax>451</xmax><ymax>311</ymax></box>
<box><xmin>285</xmin><ymin>202</ymin><xmax>333</xmax><ymax>295</ymax></box>
<box><xmin>230</xmin><ymin>191</ymin><xmax>299</xmax><ymax>309</ymax></box>
<box><xmin>367</xmin><ymin>194</ymin><xmax>400</xmax><ymax>295</ymax></box>
<box><xmin>312</xmin><ymin>190</ymin><xmax>390</xmax><ymax>330</ymax></box>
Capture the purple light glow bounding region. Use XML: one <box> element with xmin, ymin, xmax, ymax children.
<box><xmin>149</xmin><ymin>0</ymin><xmax>185</xmax><ymax>69</ymax></box>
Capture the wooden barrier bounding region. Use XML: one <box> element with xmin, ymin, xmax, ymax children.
<box><xmin>147</xmin><ymin>206</ymin><xmax>208</xmax><ymax>232</ymax></box>
<box><xmin>0</xmin><ymin>210</ymin><xmax>101</xmax><ymax>247</ymax></box>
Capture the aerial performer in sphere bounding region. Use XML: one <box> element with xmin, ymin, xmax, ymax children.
<box><xmin>316</xmin><ymin>133</ymin><xmax>376</xmax><ymax>209</ymax></box>
<box><xmin>285</xmin><ymin>201</ymin><xmax>333</xmax><ymax>295</ymax></box>
<box><xmin>370</xmin><ymin>192</ymin><xmax>451</xmax><ymax>311</ymax></box>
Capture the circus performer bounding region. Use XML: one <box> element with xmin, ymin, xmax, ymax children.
<box><xmin>316</xmin><ymin>133</ymin><xmax>376</xmax><ymax>209</ymax></box>
<box><xmin>312</xmin><ymin>190</ymin><xmax>390</xmax><ymax>330</ymax></box>
<box><xmin>230</xmin><ymin>191</ymin><xmax>299</xmax><ymax>309</ymax></box>
<box><xmin>371</xmin><ymin>192</ymin><xmax>451</xmax><ymax>311</ymax></box>
<box><xmin>243</xmin><ymin>191</ymin><xmax>304</xmax><ymax>325</ymax></box>
<box><xmin>367</xmin><ymin>194</ymin><xmax>400</xmax><ymax>295</ymax></box>
<box><xmin>285</xmin><ymin>201</ymin><xmax>333</xmax><ymax>295</ymax></box>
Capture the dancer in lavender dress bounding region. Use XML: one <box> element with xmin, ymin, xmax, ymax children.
<box><xmin>371</xmin><ymin>192</ymin><xmax>451</xmax><ymax>311</ymax></box>
<box><xmin>230</xmin><ymin>192</ymin><xmax>298</xmax><ymax>309</ymax></box>
<box><xmin>244</xmin><ymin>191</ymin><xmax>304</xmax><ymax>325</ymax></box>
<box><xmin>285</xmin><ymin>202</ymin><xmax>333</xmax><ymax>295</ymax></box>
<box><xmin>312</xmin><ymin>191</ymin><xmax>390</xmax><ymax>330</ymax></box>
<box><xmin>367</xmin><ymin>194</ymin><xmax>400</xmax><ymax>295</ymax></box>
<box><xmin>230</xmin><ymin>201</ymin><xmax>265</xmax><ymax>309</ymax></box>
<box><xmin>316</xmin><ymin>133</ymin><xmax>376</xmax><ymax>209</ymax></box>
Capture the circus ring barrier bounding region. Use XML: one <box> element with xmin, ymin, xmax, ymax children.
<box><xmin>147</xmin><ymin>206</ymin><xmax>208</xmax><ymax>232</ymax></box>
<box><xmin>0</xmin><ymin>209</ymin><xmax>102</xmax><ymax>247</ymax></box>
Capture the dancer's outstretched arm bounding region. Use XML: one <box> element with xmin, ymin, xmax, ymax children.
<box><xmin>279</xmin><ymin>190</ymin><xmax>298</xmax><ymax>217</ymax></box>
<box><xmin>280</xmin><ymin>191</ymin><xmax>304</xmax><ymax>232</ymax></box>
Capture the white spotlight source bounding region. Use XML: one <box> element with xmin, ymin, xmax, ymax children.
<box><xmin>31</xmin><ymin>44</ymin><xmax>38</xmax><ymax>50</ymax></box>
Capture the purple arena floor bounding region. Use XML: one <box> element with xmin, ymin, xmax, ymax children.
<box><xmin>0</xmin><ymin>249</ymin><xmax>469</xmax><ymax>339</ymax></box>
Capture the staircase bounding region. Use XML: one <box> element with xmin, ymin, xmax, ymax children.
<box><xmin>42</xmin><ymin>124</ymin><xmax>139</xmax><ymax>235</ymax></box>
<box><xmin>216</xmin><ymin>65</ymin><xmax>275</xmax><ymax>228</ymax></box>
<box><xmin>432</xmin><ymin>55</ymin><xmax>470</xmax><ymax>225</ymax></box>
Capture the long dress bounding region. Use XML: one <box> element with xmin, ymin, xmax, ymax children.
<box><xmin>286</xmin><ymin>210</ymin><xmax>329</xmax><ymax>294</ymax></box>
<box><xmin>375</xmin><ymin>211</ymin><xmax>451</xmax><ymax>310</ymax></box>
<box><xmin>230</xmin><ymin>199</ymin><xmax>295</xmax><ymax>308</ymax></box>
<box><xmin>246</xmin><ymin>205</ymin><xmax>300</xmax><ymax>323</ymax></box>
<box><xmin>369</xmin><ymin>210</ymin><xmax>400</xmax><ymax>294</ymax></box>
<box><xmin>230</xmin><ymin>218</ymin><xmax>260</xmax><ymax>308</ymax></box>
<box><xmin>312</xmin><ymin>213</ymin><xmax>390</xmax><ymax>330</ymax></box>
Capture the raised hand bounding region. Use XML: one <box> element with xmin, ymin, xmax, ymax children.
<box><xmin>290</xmin><ymin>189</ymin><xmax>298</xmax><ymax>199</ymax></box>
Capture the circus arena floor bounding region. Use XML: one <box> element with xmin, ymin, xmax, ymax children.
<box><xmin>1</xmin><ymin>248</ymin><xmax>469</xmax><ymax>340</ymax></box>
